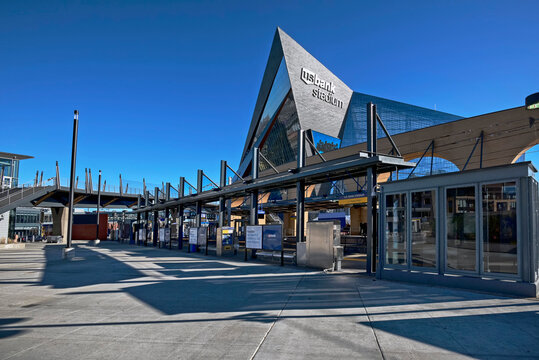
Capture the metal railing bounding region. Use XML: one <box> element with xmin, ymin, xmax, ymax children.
<box><xmin>0</xmin><ymin>185</ymin><xmax>48</xmax><ymax>211</ymax></box>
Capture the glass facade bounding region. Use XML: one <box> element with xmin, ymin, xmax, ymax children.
<box><xmin>260</xmin><ymin>91</ymin><xmax>301</xmax><ymax>171</ymax></box>
<box><xmin>251</xmin><ymin>57</ymin><xmax>291</xmax><ymax>151</ymax></box>
<box><xmin>311</xmin><ymin>131</ymin><xmax>341</xmax><ymax>153</ymax></box>
<box><xmin>385</xmin><ymin>193</ymin><xmax>407</xmax><ymax>265</ymax></box>
<box><xmin>341</xmin><ymin>92</ymin><xmax>463</xmax><ymax>148</ymax></box>
<box><xmin>340</xmin><ymin>92</ymin><xmax>462</xmax><ymax>177</ymax></box>
<box><xmin>0</xmin><ymin>157</ymin><xmax>20</xmax><ymax>188</ymax></box>
<box><xmin>482</xmin><ymin>182</ymin><xmax>518</xmax><ymax>274</ymax></box>
<box><xmin>411</xmin><ymin>190</ymin><xmax>436</xmax><ymax>268</ymax></box>
<box><xmin>446</xmin><ymin>186</ymin><xmax>477</xmax><ymax>272</ymax></box>
<box><xmin>397</xmin><ymin>157</ymin><xmax>460</xmax><ymax>179</ymax></box>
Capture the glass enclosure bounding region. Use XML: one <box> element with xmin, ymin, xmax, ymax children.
<box><xmin>411</xmin><ymin>190</ymin><xmax>436</xmax><ymax>268</ymax></box>
<box><xmin>446</xmin><ymin>186</ymin><xmax>476</xmax><ymax>272</ymax></box>
<box><xmin>385</xmin><ymin>193</ymin><xmax>407</xmax><ymax>265</ymax></box>
<box><xmin>482</xmin><ymin>182</ymin><xmax>517</xmax><ymax>274</ymax></box>
<box><xmin>380</xmin><ymin>163</ymin><xmax>537</xmax><ymax>296</ymax></box>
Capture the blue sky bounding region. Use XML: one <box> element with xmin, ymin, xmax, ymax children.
<box><xmin>1</xmin><ymin>0</ymin><xmax>538</xmax><ymax>189</ymax></box>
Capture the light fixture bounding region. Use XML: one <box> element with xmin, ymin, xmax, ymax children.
<box><xmin>526</xmin><ymin>92</ymin><xmax>539</xmax><ymax>110</ymax></box>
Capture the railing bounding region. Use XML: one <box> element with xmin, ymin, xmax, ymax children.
<box><xmin>0</xmin><ymin>178</ymin><xmax>56</xmax><ymax>200</ymax></box>
<box><xmin>0</xmin><ymin>185</ymin><xmax>49</xmax><ymax>211</ymax></box>
<box><xmin>55</xmin><ymin>177</ymin><xmax>143</xmax><ymax>195</ymax></box>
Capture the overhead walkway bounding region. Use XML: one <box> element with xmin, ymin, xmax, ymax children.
<box><xmin>0</xmin><ymin>177</ymin><xmax>143</xmax><ymax>215</ymax></box>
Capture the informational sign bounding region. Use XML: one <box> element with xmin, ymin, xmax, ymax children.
<box><xmin>262</xmin><ymin>224</ymin><xmax>282</xmax><ymax>251</ymax></box>
<box><xmin>197</xmin><ymin>227</ymin><xmax>207</xmax><ymax>246</ymax></box>
<box><xmin>221</xmin><ymin>227</ymin><xmax>234</xmax><ymax>247</ymax></box>
<box><xmin>165</xmin><ymin>228</ymin><xmax>171</xmax><ymax>242</ymax></box>
<box><xmin>189</xmin><ymin>228</ymin><xmax>198</xmax><ymax>245</ymax></box>
<box><xmin>159</xmin><ymin>228</ymin><xmax>165</xmax><ymax>242</ymax></box>
<box><xmin>246</xmin><ymin>225</ymin><xmax>262</xmax><ymax>249</ymax></box>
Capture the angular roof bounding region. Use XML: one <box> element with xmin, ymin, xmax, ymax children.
<box><xmin>0</xmin><ymin>152</ymin><xmax>33</xmax><ymax>160</ymax></box>
<box><xmin>239</xmin><ymin>27</ymin><xmax>353</xmax><ymax>170</ymax></box>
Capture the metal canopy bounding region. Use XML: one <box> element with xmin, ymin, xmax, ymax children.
<box><xmin>134</xmin><ymin>153</ymin><xmax>414</xmax><ymax>213</ymax></box>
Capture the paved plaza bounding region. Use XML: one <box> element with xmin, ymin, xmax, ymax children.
<box><xmin>0</xmin><ymin>241</ymin><xmax>538</xmax><ymax>359</ymax></box>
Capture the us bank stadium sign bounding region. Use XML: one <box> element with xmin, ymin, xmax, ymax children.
<box><xmin>301</xmin><ymin>68</ymin><xmax>344</xmax><ymax>109</ymax></box>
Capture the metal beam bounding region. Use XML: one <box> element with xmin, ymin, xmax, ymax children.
<box><xmin>408</xmin><ymin>140</ymin><xmax>434</xmax><ymax>179</ymax></box>
<box><xmin>32</xmin><ymin>191</ymin><xmax>56</xmax><ymax>206</ymax></box>
<box><xmin>376</xmin><ymin>113</ymin><xmax>401</xmax><ymax>157</ymax></box>
<box><xmin>102</xmin><ymin>198</ymin><xmax>118</xmax><ymax>207</ymax></box>
<box><xmin>463</xmin><ymin>131</ymin><xmax>484</xmax><ymax>171</ymax></box>
<box><xmin>132</xmin><ymin>154</ymin><xmax>414</xmax><ymax>213</ymax></box>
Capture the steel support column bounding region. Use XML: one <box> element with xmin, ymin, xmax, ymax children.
<box><xmin>136</xmin><ymin>212</ymin><xmax>141</xmax><ymax>245</ymax></box>
<box><xmin>178</xmin><ymin>178</ymin><xmax>185</xmax><ymax>250</ymax></box>
<box><xmin>296</xmin><ymin>130</ymin><xmax>305</xmax><ymax>243</ymax></box>
<box><xmin>153</xmin><ymin>210</ymin><xmax>159</xmax><ymax>247</ymax></box>
<box><xmin>165</xmin><ymin>207</ymin><xmax>170</xmax><ymax>249</ymax></box>
<box><xmin>249</xmin><ymin>148</ymin><xmax>260</xmax><ymax>260</ymax></box>
<box><xmin>219</xmin><ymin>160</ymin><xmax>227</xmax><ymax>228</ymax></box>
<box><xmin>366</xmin><ymin>103</ymin><xmax>378</xmax><ymax>274</ymax></box>
<box><xmin>95</xmin><ymin>170</ymin><xmax>102</xmax><ymax>240</ymax></box>
<box><xmin>144</xmin><ymin>211</ymin><xmax>149</xmax><ymax>246</ymax></box>
<box><xmin>178</xmin><ymin>204</ymin><xmax>184</xmax><ymax>250</ymax></box>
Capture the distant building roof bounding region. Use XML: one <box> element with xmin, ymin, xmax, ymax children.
<box><xmin>0</xmin><ymin>152</ymin><xmax>33</xmax><ymax>160</ymax></box>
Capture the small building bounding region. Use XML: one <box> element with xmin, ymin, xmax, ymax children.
<box><xmin>0</xmin><ymin>152</ymin><xmax>33</xmax><ymax>242</ymax></box>
<box><xmin>378</xmin><ymin>162</ymin><xmax>539</xmax><ymax>297</ymax></box>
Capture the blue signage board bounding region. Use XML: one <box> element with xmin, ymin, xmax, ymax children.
<box><xmin>262</xmin><ymin>224</ymin><xmax>282</xmax><ymax>251</ymax></box>
<box><xmin>221</xmin><ymin>227</ymin><xmax>234</xmax><ymax>246</ymax></box>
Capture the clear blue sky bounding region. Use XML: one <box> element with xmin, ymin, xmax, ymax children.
<box><xmin>1</xmin><ymin>0</ymin><xmax>538</xmax><ymax>189</ymax></box>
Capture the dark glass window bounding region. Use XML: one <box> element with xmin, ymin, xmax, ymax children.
<box><xmin>411</xmin><ymin>191</ymin><xmax>436</xmax><ymax>268</ymax></box>
<box><xmin>394</xmin><ymin>157</ymin><xmax>460</xmax><ymax>179</ymax></box>
<box><xmin>385</xmin><ymin>193</ymin><xmax>407</xmax><ymax>265</ymax></box>
<box><xmin>482</xmin><ymin>182</ymin><xmax>518</xmax><ymax>274</ymax></box>
<box><xmin>252</xmin><ymin>57</ymin><xmax>291</xmax><ymax>148</ymax></box>
<box><xmin>259</xmin><ymin>91</ymin><xmax>300</xmax><ymax>170</ymax></box>
<box><xmin>446</xmin><ymin>186</ymin><xmax>476</xmax><ymax>272</ymax></box>
<box><xmin>311</xmin><ymin>131</ymin><xmax>341</xmax><ymax>153</ymax></box>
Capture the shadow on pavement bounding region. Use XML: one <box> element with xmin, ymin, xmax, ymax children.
<box><xmin>5</xmin><ymin>241</ymin><xmax>536</xmax><ymax>357</ymax></box>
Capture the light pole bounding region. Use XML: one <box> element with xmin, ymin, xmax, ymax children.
<box><xmin>95</xmin><ymin>170</ymin><xmax>102</xmax><ymax>243</ymax></box>
<box><xmin>65</xmin><ymin>110</ymin><xmax>78</xmax><ymax>257</ymax></box>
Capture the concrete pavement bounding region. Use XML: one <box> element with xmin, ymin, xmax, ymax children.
<box><xmin>0</xmin><ymin>241</ymin><xmax>538</xmax><ymax>359</ymax></box>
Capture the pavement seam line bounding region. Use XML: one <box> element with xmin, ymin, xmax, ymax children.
<box><xmin>249</xmin><ymin>271</ymin><xmax>307</xmax><ymax>360</ymax></box>
<box><xmin>356</xmin><ymin>283</ymin><xmax>386</xmax><ymax>360</ymax></box>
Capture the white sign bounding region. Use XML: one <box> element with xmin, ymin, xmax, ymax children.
<box><xmin>197</xmin><ymin>227</ymin><xmax>207</xmax><ymax>246</ymax></box>
<box><xmin>159</xmin><ymin>228</ymin><xmax>165</xmax><ymax>242</ymax></box>
<box><xmin>189</xmin><ymin>228</ymin><xmax>198</xmax><ymax>245</ymax></box>
<box><xmin>301</xmin><ymin>67</ymin><xmax>343</xmax><ymax>109</ymax></box>
<box><xmin>246</xmin><ymin>225</ymin><xmax>263</xmax><ymax>249</ymax></box>
<box><xmin>139</xmin><ymin>229</ymin><xmax>146</xmax><ymax>241</ymax></box>
<box><xmin>301</xmin><ymin>68</ymin><xmax>335</xmax><ymax>93</ymax></box>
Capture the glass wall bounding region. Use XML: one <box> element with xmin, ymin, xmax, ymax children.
<box><xmin>311</xmin><ymin>130</ymin><xmax>341</xmax><ymax>153</ymax></box>
<box><xmin>411</xmin><ymin>191</ymin><xmax>436</xmax><ymax>268</ymax></box>
<box><xmin>385</xmin><ymin>193</ymin><xmax>407</xmax><ymax>265</ymax></box>
<box><xmin>251</xmin><ymin>57</ymin><xmax>291</xmax><ymax>150</ymax></box>
<box><xmin>482</xmin><ymin>182</ymin><xmax>518</xmax><ymax>274</ymax></box>
<box><xmin>259</xmin><ymin>92</ymin><xmax>300</xmax><ymax>171</ymax></box>
<box><xmin>341</xmin><ymin>92</ymin><xmax>462</xmax><ymax>148</ymax></box>
<box><xmin>446</xmin><ymin>186</ymin><xmax>476</xmax><ymax>272</ymax></box>
<box><xmin>395</xmin><ymin>157</ymin><xmax>460</xmax><ymax>179</ymax></box>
